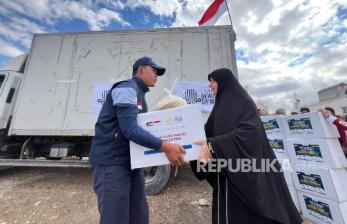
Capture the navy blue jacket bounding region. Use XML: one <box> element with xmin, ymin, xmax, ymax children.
<box><xmin>89</xmin><ymin>76</ymin><xmax>162</xmax><ymax>166</ymax></box>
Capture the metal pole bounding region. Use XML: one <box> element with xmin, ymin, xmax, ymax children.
<box><xmin>224</xmin><ymin>0</ymin><xmax>233</xmax><ymax>25</ymax></box>
<box><xmin>224</xmin><ymin>0</ymin><xmax>237</xmax><ymax>77</ymax></box>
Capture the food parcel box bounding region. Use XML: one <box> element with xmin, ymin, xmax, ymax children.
<box><xmin>260</xmin><ymin>116</ymin><xmax>285</xmax><ymax>139</ymax></box>
<box><xmin>297</xmin><ymin>191</ymin><xmax>347</xmax><ymax>224</ymax></box>
<box><xmin>281</xmin><ymin>162</ymin><xmax>294</xmax><ymax>187</ymax></box>
<box><xmin>268</xmin><ymin>138</ymin><xmax>289</xmax><ymax>160</ymax></box>
<box><xmin>293</xmin><ymin>166</ymin><xmax>347</xmax><ymax>202</ymax></box>
<box><xmin>130</xmin><ymin>105</ymin><xmax>205</xmax><ymax>169</ymax></box>
<box><xmin>288</xmin><ymin>186</ymin><xmax>301</xmax><ymax>212</ymax></box>
<box><xmin>280</xmin><ymin>112</ymin><xmax>339</xmax><ymax>139</ymax></box>
<box><xmin>285</xmin><ymin>138</ymin><xmax>347</xmax><ymax>168</ymax></box>
<box><xmin>281</xmin><ymin>160</ymin><xmax>294</xmax><ymax>186</ymax></box>
<box><xmin>277</xmin><ymin>158</ymin><xmax>295</xmax><ymax>187</ymax></box>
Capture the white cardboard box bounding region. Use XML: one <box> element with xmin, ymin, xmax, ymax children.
<box><xmin>284</xmin><ymin>139</ymin><xmax>347</xmax><ymax>168</ymax></box>
<box><xmin>298</xmin><ymin>191</ymin><xmax>347</xmax><ymax>224</ymax></box>
<box><xmin>280</xmin><ymin>112</ymin><xmax>339</xmax><ymax>139</ymax></box>
<box><xmin>267</xmin><ymin>138</ymin><xmax>289</xmax><ymax>160</ymax></box>
<box><xmin>277</xmin><ymin>158</ymin><xmax>291</xmax><ymax>166</ymax></box>
<box><xmin>261</xmin><ymin>115</ymin><xmax>285</xmax><ymax>138</ymax></box>
<box><xmin>285</xmin><ymin>138</ymin><xmax>347</xmax><ymax>168</ymax></box>
<box><xmin>282</xmin><ymin>161</ymin><xmax>294</xmax><ymax>187</ymax></box>
<box><xmin>288</xmin><ymin>186</ymin><xmax>301</xmax><ymax>213</ymax></box>
<box><xmin>293</xmin><ymin>167</ymin><xmax>347</xmax><ymax>202</ymax></box>
<box><xmin>130</xmin><ymin>105</ymin><xmax>205</xmax><ymax>169</ymax></box>
<box><xmin>284</xmin><ymin>169</ymin><xmax>294</xmax><ymax>187</ymax></box>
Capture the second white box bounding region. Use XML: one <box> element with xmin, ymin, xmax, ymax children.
<box><xmin>288</xmin><ymin>186</ymin><xmax>301</xmax><ymax>213</ymax></box>
<box><xmin>261</xmin><ymin>115</ymin><xmax>285</xmax><ymax>138</ymax></box>
<box><xmin>297</xmin><ymin>191</ymin><xmax>347</xmax><ymax>224</ymax></box>
<box><xmin>268</xmin><ymin>138</ymin><xmax>289</xmax><ymax>160</ymax></box>
<box><xmin>281</xmin><ymin>112</ymin><xmax>339</xmax><ymax>139</ymax></box>
<box><xmin>293</xmin><ymin>167</ymin><xmax>347</xmax><ymax>202</ymax></box>
<box><xmin>285</xmin><ymin>138</ymin><xmax>347</xmax><ymax>168</ymax></box>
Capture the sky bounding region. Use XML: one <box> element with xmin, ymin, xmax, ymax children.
<box><xmin>0</xmin><ymin>0</ymin><xmax>346</xmax><ymax>113</ymax></box>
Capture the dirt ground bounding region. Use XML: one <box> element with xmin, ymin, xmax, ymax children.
<box><xmin>0</xmin><ymin>166</ymin><xmax>211</xmax><ymax>224</ymax></box>
<box><xmin>0</xmin><ymin>166</ymin><xmax>313</xmax><ymax>224</ymax></box>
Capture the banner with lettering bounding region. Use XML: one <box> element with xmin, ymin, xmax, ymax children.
<box><xmin>92</xmin><ymin>83</ymin><xmax>113</xmax><ymax>113</ymax></box>
<box><xmin>174</xmin><ymin>81</ymin><xmax>215</xmax><ymax>112</ymax></box>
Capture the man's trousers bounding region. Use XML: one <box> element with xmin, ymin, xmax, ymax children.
<box><xmin>92</xmin><ymin>164</ymin><xmax>149</xmax><ymax>224</ymax></box>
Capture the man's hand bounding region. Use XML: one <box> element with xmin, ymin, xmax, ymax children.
<box><xmin>194</xmin><ymin>140</ymin><xmax>212</xmax><ymax>163</ymax></box>
<box><xmin>161</xmin><ymin>142</ymin><xmax>186</xmax><ymax>166</ymax></box>
<box><xmin>318</xmin><ymin>108</ymin><xmax>331</xmax><ymax>118</ymax></box>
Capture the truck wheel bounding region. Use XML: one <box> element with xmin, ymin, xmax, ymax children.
<box><xmin>144</xmin><ymin>165</ymin><xmax>171</xmax><ymax>196</ymax></box>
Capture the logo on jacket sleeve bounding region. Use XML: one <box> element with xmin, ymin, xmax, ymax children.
<box><xmin>137</xmin><ymin>101</ymin><xmax>143</xmax><ymax>110</ymax></box>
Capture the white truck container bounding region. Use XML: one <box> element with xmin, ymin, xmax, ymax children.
<box><xmin>0</xmin><ymin>25</ymin><xmax>237</xmax><ymax>194</ymax></box>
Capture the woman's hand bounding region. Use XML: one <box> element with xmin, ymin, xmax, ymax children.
<box><xmin>194</xmin><ymin>140</ymin><xmax>212</xmax><ymax>163</ymax></box>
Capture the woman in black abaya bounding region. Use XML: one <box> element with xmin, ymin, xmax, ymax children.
<box><xmin>191</xmin><ymin>68</ymin><xmax>302</xmax><ymax>224</ymax></box>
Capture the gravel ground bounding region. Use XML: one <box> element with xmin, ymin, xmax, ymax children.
<box><xmin>0</xmin><ymin>166</ymin><xmax>211</xmax><ymax>224</ymax></box>
<box><xmin>0</xmin><ymin>166</ymin><xmax>313</xmax><ymax>224</ymax></box>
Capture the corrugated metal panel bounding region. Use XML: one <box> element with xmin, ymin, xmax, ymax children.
<box><xmin>9</xmin><ymin>26</ymin><xmax>237</xmax><ymax>136</ymax></box>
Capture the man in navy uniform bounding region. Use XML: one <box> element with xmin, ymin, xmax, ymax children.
<box><xmin>89</xmin><ymin>56</ymin><xmax>186</xmax><ymax>224</ymax></box>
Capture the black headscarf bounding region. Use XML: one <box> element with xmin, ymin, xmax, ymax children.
<box><xmin>195</xmin><ymin>68</ymin><xmax>302</xmax><ymax>224</ymax></box>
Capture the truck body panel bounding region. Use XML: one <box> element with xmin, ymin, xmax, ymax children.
<box><xmin>9</xmin><ymin>26</ymin><xmax>237</xmax><ymax>136</ymax></box>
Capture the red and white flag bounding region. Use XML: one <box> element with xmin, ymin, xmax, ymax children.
<box><xmin>198</xmin><ymin>0</ymin><xmax>228</xmax><ymax>26</ymax></box>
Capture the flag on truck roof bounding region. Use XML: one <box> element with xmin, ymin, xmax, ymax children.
<box><xmin>198</xmin><ymin>0</ymin><xmax>228</xmax><ymax>26</ymax></box>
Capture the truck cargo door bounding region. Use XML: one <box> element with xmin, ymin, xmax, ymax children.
<box><xmin>0</xmin><ymin>73</ymin><xmax>9</xmax><ymax>129</ymax></box>
<box><xmin>0</xmin><ymin>72</ymin><xmax>21</xmax><ymax>130</ymax></box>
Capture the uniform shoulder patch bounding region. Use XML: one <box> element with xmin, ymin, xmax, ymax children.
<box><xmin>112</xmin><ymin>87</ymin><xmax>137</xmax><ymax>105</ymax></box>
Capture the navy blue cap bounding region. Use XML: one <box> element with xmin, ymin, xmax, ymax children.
<box><xmin>133</xmin><ymin>56</ymin><xmax>166</xmax><ymax>76</ymax></box>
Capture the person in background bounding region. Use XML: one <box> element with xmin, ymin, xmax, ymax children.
<box><xmin>325</xmin><ymin>107</ymin><xmax>336</xmax><ymax>116</ymax></box>
<box><xmin>300</xmin><ymin>107</ymin><xmax>310</xmax><ymax>113</ymax></box>
<box><xmin>319</xmin><ymin>107</ymin><xmax>347</xmax><ymax>155</ymax></box>
<box><xmin>290</xmin><ymin>109</ymin><xmax>299</xmax><ymax>115</ymax></box>
<box><xmin>275</xmin><ymin>108</ymin><xmax>286</xmax><ymax>115</ymax></box>
<box><xmin>257</xmin><ymin>108</ymin><xmax>262</xmax><ymax>116</ymax></box>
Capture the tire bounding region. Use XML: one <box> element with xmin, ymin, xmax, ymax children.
<box><xmin>144</xmin><ymin>164</ymin><xmax>171</xmax><ymax>196</ymax></box>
